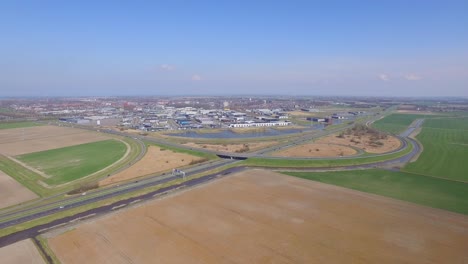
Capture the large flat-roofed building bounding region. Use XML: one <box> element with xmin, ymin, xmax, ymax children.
<box><xmin>229</xmin><ymin>121</ymin><xmax>290</xmax><ymax>128</ymax></box>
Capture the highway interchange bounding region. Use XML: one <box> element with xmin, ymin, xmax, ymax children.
<box><xmin>0</xmin><ymin>114</ymin><xmax>424</xmax><ymax>250</ymax></box>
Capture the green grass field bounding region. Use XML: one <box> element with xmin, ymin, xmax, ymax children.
<box><xmin>372</xmin><ymin>114</ymin><xmax>426</xmax><ymax>134</ymax></box>
<box><xmin>404</xmin><ymin>117</ymin><xmax>468</xmax><ymax>182</ymax></box>
<box><xmin>0</xmin><ymin>121</ymin><xmax>41</xmax><ymax>130</ymax></box>
<box><xmin>16</xmin><ymin>140</ymin><xmax>127</xmax><ymax>185</ymax></box>
<box><xmin>283</xmin><ymin>169</ymin><xmax>468</xmax><ymax>214</ymax></box>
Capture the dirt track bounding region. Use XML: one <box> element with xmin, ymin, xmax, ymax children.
<box><xmin>0</xmin><ymin>126</ymin><xmax>110</xmax><ymax>156</ymax></box>
<box><xmin>49</xmin><ymin>169</ymin><xmax>468</xmax><ymax>264</ymax></box>
<box><xmin>0</xmin><ymin>239</ymin><xmax>45</xmax><ymax>264</ymax></box>
<box><xmin>0</xmin><ymin>170</ymin><xmax>38</xmax><ymax>209</ymax></box>
<box><xmin>99</xmin><ymin>146</ymin><xmax>203</xmax><ymax>186</ymax></box>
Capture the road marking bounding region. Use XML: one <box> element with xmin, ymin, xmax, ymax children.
<box><xmin>111</xmin><ymin>204</ymin><xmax>127</xmax><ymax>210</ymax></box>
<box><xmin>38</xmin><ymin>222</ymin><xmax>68</xmax><ymax>233</ymax></box>
<box><xmin>69</xmin><ymin>213</ymin><xmax>96</xmax><ymax>223</ymax></box>
<box><xmin>130</xmin><ymin>199</ymin><xmax>141</xmax><ymax>205</ymax></box>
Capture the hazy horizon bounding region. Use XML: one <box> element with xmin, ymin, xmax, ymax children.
<box><xmin>1</xmin><ymin>1</ymin><xmax>467</xmax><ymax>97</ymax></box>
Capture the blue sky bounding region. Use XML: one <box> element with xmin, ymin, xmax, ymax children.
<box><xmin>1</xmin><ymin>1</ymin><xmax>467</xmax><ymax>97</ymax></box>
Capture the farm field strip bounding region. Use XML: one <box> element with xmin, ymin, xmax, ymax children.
<box><xmin>0</xmin><ymin>170</ymin><xmax>38</xmax><ymax>209</ymax></box>
<box><xmin>0</xmin><ymin>136</ymin><xmax>141</xmax><ymax>199</ymax></box>
<box><xmin>372</xmin><ymin>113</ymin><xmax>431</xmax><ymax>134</ymax></box>
<box><xmin>99</xmin><ymin>145</ymin><xmax>204</xmax><ymax>186</ymax></box>
<box><xmin>0</xmin><ymin>125</ymin><xmax>111</xmax><ymax>156</ymax></box>
<box><xmin>0</xmin><ymin>121</ymin><xmax>42</xmax><ymax>130</ymax></box>
<box><xmin>283</xmin><ymin>169</ymin><xmax>468</xmax><ymax>214</ymax></box>
<box><xmin>0</xmin><ymin>238</ymin><xmax>46</xmax><ymax>264</ymax></box>
<box><xmin>16</xmin><ymin>139</ymin><xmax>128</xmax><ymax>185</ymax></box>
<box><xmin>404</xmin><ymin>117</ymin><xmax>468</xmax><ymax>182</ymax></box>
<box><xmin>0</xmin><ymin>154</ymin><xmax>49</xmax><ymax>197</ymax></box>
<box><xmin>46</xmin><ymin>169</ymin><xmax>468</xmax><ymax>264</ymax></box>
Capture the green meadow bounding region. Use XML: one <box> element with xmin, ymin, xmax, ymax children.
<box><xmin>404</xmin><ymin>117</ymin><xmax>468</xmax><ymax>182</ymax></box>
<box><xmin>16</xmin><ymin>140</ymin><xmax>127</xmax><ymax>185</ymax></box>
<box><xmin>372</xmin><ymin>114</ymin><xmax>426</xmax><ymax>134</ymax></box>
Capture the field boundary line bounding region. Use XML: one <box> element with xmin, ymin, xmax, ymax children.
<box><xmin>38</xmin><ymin>138</ymin><xmax>132</xmax><ymax>189</ymax></box>
<box><xmin>400</xmin><ymin>169</ymin><xmax>468</xmax><ymax>184</ymax></box>
<box><xmin>5</xmin><ymin>155</ymin><xmax>52</xmax><ymax>179</ymax></box>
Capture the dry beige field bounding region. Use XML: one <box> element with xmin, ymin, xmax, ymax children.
<box><xmin>49</xmin><ymin>170</ymin><xmax>468</xmax><ymax>264</ymax></box>
<box><xmin>0</xmin><ymin>126</ymin><xmax>110</xmax><ymax>156</ymax></box>
<box><xmin>316</xmin><ymin>133</ymin><xmax>401</xmax><ymax>153</ymax></box>
<box><xmin>396</xmin><ymin>110</ymin><xmax>437</xmax><ymax>115</ymax></box>
<box><xmin>0</xmin><ymin>239</ymin><xmax>45</xmax><ymax>264</ymax></box>
<box><xmin>99</xmin><ymin>146</ymin><xmax>203</xmax><ymax>186</ymax></box>
<box><xmin>0</xmin><ymin>170</ymin><xmax>38</xmax><ymax>209</ymax></box>
<box><xmin>272</xmin><ymin>143</ymin><xmax>357</xmax><ymax>157</ymax></box>
<box><xmin>287</xmin><ymin>110</ymin><xmax>323</xmax><ymax>116</ymax></box>
<box><xmin>183</xmin><ymin>141</ymin><xmax>276</xmax><ymax>153</ymax></box>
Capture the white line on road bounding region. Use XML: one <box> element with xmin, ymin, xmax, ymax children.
<box><xmin>130</xmin><ymin>199</ymin><xmax>141</xmax><ymax>204</ymax></box>
<box><xmin>69</xmin><ymin>213</ymin><xmax>96</xmax><ymax>223</ymax></box>
<box><xmin>38</xmin><ymin>222</ymin><xmax>68</xmax><ymax>233</ymax></box>
<box><xmin>111</xmin><ymin>204</ymin><xmax>127</xmax><ymax>210</ymax></box>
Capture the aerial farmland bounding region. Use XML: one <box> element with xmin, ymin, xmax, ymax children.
<box><xmin>0</xmin><ymin>98</ymin><xmax>467</xmax><ymax>264</ymax></box>
<box><xmin>46</xmin><ymin>170</ymin><xmax>468</xmax><ymax>264</ymax></box>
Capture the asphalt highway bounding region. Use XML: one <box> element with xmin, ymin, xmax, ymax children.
<box><xmin>0</xmin><ymin>158</ymin><xmax>238</xmax><ymax>229</ymax></box>
<box><xmin>0</xmin><ymin>165</ymin><xmax>245</xmax><ymax>248</ymax></box>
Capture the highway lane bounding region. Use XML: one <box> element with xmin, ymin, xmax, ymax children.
<box><xmin>0</xmin><ymin>165</ymin><xmax>245</xmax><ymax>248</ymax></box>
<box><xmin>0</xmin><ymin>158</ymin><xmax>238</xmax><ymax>228</ymax></box>
<box><xmin>399</xmin><ymin>119</ymin><xmax>424</xmax><ymax>138</ymax></box>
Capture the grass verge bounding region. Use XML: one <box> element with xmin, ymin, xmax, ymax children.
<box><xmin>35</xmin><ymin>235</ymin><xmax>60</xmax><ymax>264</ymax></box>
<box><xmin>145</xmin><ymin>141</ymin><xmax>219</xmax><ymax>160</ymax></box>
<box><xmin>0</xmin><ymin>121</ymin><xmax>42</xmax><ymax>129</ymax></box>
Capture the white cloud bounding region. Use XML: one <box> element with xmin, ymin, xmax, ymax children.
<box><xmin>191</xmin><ymin>74</ymin><xmax>202</xmax><ymax>81</ymax></box>
<box><xmin>378</xmin><ymin>74</ymin><xmax>390</xmax><ymax>81</ymax></box>
<box><xmin>404</xmin><ymin>73</ymin><xmax>422</xmax><ymax>81</ymax></box>
<box><xmin>160</xmin><ymin>64</ymin><xmax>175</xmax><ymax>71</ymax></box>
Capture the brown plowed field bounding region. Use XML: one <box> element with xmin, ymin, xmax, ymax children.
<box><xmin>0</xmin><ymin>239</ymin><xmax>45</xmax><ymax>264</ymax></box>
<box><xmin>49</xmin><ymin>170</ymin><xmax>468</xmax><ymax>264</ymax></box>
<box><xmin>0</xmin><ymin>126</ymin><xmax>110</xmax><ymax>156</ymax></box>
<box><xmin>0</xmin><ymin>170</ymin><xmax>38</xmax><ymax>209</ymax></box>
<box><xmin>272</xmin><ymin>143</ymin><xmax>357</xmax><ymax>157</ymax></box>
<box><xmin>99</xmin><ymin>146</ymin><xmax>203</xmax><ymax>186</ymax></box>
<box><xmin>316</xmin><ymin>133</ymin><xmax>401</xmax><ymax>153</ymax></box>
